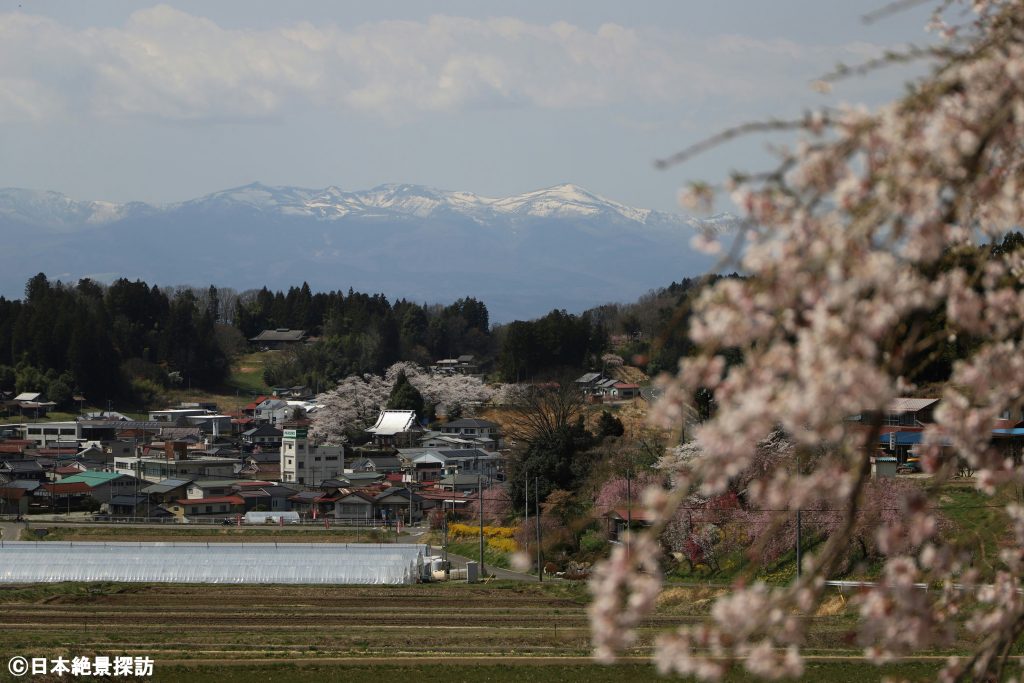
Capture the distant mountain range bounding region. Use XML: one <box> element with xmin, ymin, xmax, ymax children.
<box><xmin>0</xmin><ymin>182</ymin><xmax>733</xmax><ymax>321</ymax></box>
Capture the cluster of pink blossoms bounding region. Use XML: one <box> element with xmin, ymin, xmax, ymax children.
<box><xmin>591</xmin><ymin>2</ymin><xmax>1024</xmax><ymax>680</ymax></box>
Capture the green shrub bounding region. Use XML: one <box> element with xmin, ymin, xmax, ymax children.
<box><xmin>580</xmin><ymin>529</ymin><xmax>607</xmax><ymax>553</ymax></box>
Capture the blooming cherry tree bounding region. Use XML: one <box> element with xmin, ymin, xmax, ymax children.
<box><xmin>591</xmin><ymin>2</ymin><xmax>1024</xmax><ymax>680</ymax></box>
<box><xmin>311</xmin><ymin>362</ymin><xmax>496</xmax><ymax>442</ymax></box>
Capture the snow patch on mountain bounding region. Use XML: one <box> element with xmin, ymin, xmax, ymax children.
<box><xmin>0</xmin><ymin>182</ymin><xmax>732</xmax><ymax>232</ymax></box>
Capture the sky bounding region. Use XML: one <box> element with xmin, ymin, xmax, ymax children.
<box><xmin>0</xmin><ymin>1</ymin><xmax>940</xmax><ymax>213</ymax></box>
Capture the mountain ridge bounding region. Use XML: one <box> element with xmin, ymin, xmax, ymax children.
<box><xmin>0</xmin><ymin>182</ymin><xmax>732</xmax><ymax>231</ymax></box>
<box><xmin>0</xmin><ymin>182</ymin><xmax>731</xmax><ymax>321</ymax></box>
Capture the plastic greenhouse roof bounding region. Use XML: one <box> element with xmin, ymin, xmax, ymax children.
<box><xmin>0</xmin><ymin>542</ymin><xmax>431</xmax><ymax>585</ymax></box>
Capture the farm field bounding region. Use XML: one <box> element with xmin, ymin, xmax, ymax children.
<box><xmin>0</xmin><ymin>581</ymin><xmax>949</xmax><ymax>682</ymax></box>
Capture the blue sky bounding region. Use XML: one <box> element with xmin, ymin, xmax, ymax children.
<box><xmin>0</xmin><ymin>1</ymin><xmax>938</xmax><ymax>213</ymax></box>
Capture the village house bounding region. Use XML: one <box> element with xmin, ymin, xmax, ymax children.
<box><xmin>250</xmin><ymin>328</ymin><xmax>307</xmax><ymax>350</ymax></box>
<box><xmin>0</xmin><ymin>459</ymin><xmax>46</xmax><ymax>482</ymax></box>
<box><xmin>431</xmin><ymin>354</ymin><xmax>478</xmax><ymax>375</ymax></box>
<box><xmin>9</xmin><ymin>392</ymin><xmax>57</xmax><ymax>418</ymax></box>
<box><xmin>106</xmin><ymin>494</ymin><xmax>153</xmax><ymax>517</ymax></box>
<box><xmin>170</xmin><ymin>494</ymin><xmax>244</xmax><ymax>518</ymax></box>
<box><xmin>437</xmin><ymin>472</ymin><xmax>485</xmax><ymax>494</ymax></box>
<box><xmin>186</xmin><ymin>479</ymin><xmax>271</xmax><ymax>500</ymax></box>
<box><xmin>241</xmin><ymin>424</ymin><xmax>283</xmax><ymax>448</ymax></box>
<box><xmin>373</xmin><ymin>487</ymin><xmax>423</xmax><ymax>523</ymax></box>
<box><xmin>340</xmin><ymin>471</ymin><xmax>387</xmax><ymax>488</ymax></box>
<box><xmin>334</xmin><ymin>489</ymin><xmax>377</xmax><ymax>521</ymax></box>
<box><xmin>437</xmin><ymin>418</ymin><xmax>503</xmax><ymax>448</ymax></box>
<box><xmin>114</xmin><ymin>441</ymin><xmax>240</xmax><ymax>483</ymax></box>
<box><xmin>347</xmin><ymin>454</ymin><xmax>402</xmax><ymax>474</ymax></box>
<box><xmin>55</xmin><ymin>471</ymin><xmax>146</xmax><ymax>504</ymax></box>
<box><xmin>141</xmin><ymin>478</ymin><xmax>193</xmax><ymax>506</ymax></box>
<box><xmin>400</xmin><ymin>448</ymin><xmax>501</xmax><ymax>483</ymax></box>
<box><xmin>236</xmin><ymin>483</ymin><xmax>301</xmax><ymax>512</ymax></box>
<box><xmin>253</xmin><ymin>398</ymin><xmax>290</xmax><ymax>425</ymax></box>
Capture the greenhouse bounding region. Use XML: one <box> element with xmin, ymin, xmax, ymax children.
<box><xmin>0</xmin><ymin>542</ymin><xmax>431</xmax><ymax>585</ymax></box>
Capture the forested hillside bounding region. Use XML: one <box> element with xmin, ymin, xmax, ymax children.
<box><xmin>3</xmin><ymin>233</ymin><xmax>1016</xmax><ymax>409</ymax></box>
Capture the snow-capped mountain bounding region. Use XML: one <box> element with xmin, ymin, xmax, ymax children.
<box><xmin>0</xmin><ymin>183</ymin><xmax>732</xmax><ymax>320</ymax></box>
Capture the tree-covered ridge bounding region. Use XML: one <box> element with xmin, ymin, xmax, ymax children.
<box><xmin>0</xmin><ymin>273</ymin><xmax>495</xmax><ymax>406</ymax></box>
<box><xmin>0</xmin><ymin>274</ymin><xmax>228</xmax><ymax>405</ymax></box>
<box><xmin>242</xmin><ymin>287</ymin><xmax>492</xmax><ymax>389</ymax></box>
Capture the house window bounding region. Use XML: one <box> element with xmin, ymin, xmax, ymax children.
<box><xmin>205</xmin><ymin>506</ymin><xmax>212</xmax><ymax>513</ymax></box>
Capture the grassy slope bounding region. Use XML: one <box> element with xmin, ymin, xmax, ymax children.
<box><xmin>663</xmin><ymin>479</ymin><xmax>1016</xmax><ymax>585</ymax></box>
<box><xmin>0</xmin><ymin>352</ymin><xmax>277</xmax><ymax>422</ymax></box>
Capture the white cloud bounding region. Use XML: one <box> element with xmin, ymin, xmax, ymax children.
<box><xmin>0</xmin><ymin>5</ymin><xmax>889</xmax><ymax>123</ymax></box>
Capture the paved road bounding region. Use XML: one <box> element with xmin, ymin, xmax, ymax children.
<box><xmin>0</xmin><ymin>519</ymin><xmax>24</xmax><ymax>542</ymax></box>
<box><xmin>444</xmin><ymin>551</ymin><xmax>541</xmax><ymax>582</ymax></box>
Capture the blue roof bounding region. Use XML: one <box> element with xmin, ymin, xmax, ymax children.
<box><xmin>993</xmin><ymin>428</ymin><xmax>1024</xmax><ymax>436</ymax></box>
<box><xmin>879</xmin><ymin>432</ymin><xmax>923</xmax><ymax>445</ymax></box>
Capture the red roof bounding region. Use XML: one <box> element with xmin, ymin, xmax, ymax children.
<box><xmin>607</xmin><ymin>507</ymin><xmax>655</xmax><ymax>523</ymax></box>
<box><xmin>43</xmin><ymin>482</ymin><xmax>92</xmax><ymax>495</ymax></box>
<box><xmin>337</xmin><ymin>490</ymin><xmax>376</xmax><ymax>503</ymax></box>
<box><xmin>243</xmin><ymin>396</ymin><xmax>269</xmax><ymax>411</ymax></box>
<box><xmin>0</xmin><ymin>487</ymin><xmax>26</xmax><ymax>501</ymax></box>
<box><xmin>0</xmin><ymin>443</ymin><xmax>25</xmax><ymax>454</ymax></box>
<box><xmin>385</xmin><ymin>472</ymin><xmax>404</xmax><ymax>482</ymax></box>
<box><xmin>176</xmin><ymin>495</ymin><xmax>244</xmax><ymax>506</ymax></box>
<box><xmin>614</xmin><ymin>383</ymin><xmax>640</xmax><ymax>390</ymax></box>
<box><xmin>55</xmin><ymin>465</ymin><xmax>86</xmax><ymax>475</ymax></box>
<box><xmin>231</xmin><ymin>480</ymin><xmax>272</xmax><ymax>488</ymax></box>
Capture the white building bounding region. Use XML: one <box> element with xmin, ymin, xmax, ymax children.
<box><xmin>149</xmin><ymin>408</ymin><xmax>209</xmax><ymax>423</ymax></box>
<box><xmin>23</xmin><ymin>421</ymin><xmax>80</xmax><ymax>447</ymax></box>
<box><xmin>279</xmin><ymin>426</ymin><xmax>344</xmax><ymax>485</ymax></box>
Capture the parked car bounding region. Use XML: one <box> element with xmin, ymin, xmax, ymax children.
<box><xmin>897</xmin><ymin>455</ymin><xmax>922</xmax><ymax>474</ymax></box>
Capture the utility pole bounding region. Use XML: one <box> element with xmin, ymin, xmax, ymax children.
<box><xmin>795</xmin><ymin>450</ymin><xmax>802</xmax><ymax>578</ymax></box>
<box><xmin>478</xmin><ymin>466</ymin><xmax>485</xmax><ymax>577</ymax></box>
<box><xmin>534</xmin><ymin>476</ymin><xmax>541</xmax><ymax>582</ymax></box>
<box><xmin>524</xmin><ymin>471</ymin><xmax>529</xmax><ymax>558</ymax></box>
<box><xmin>796</xmin><ymin>509</ymin><xmax>803</xmax><ymax>578</ymax></box>
<box><xmin>626</xmin><ymin>468</ymin><xmax>632</xmax><ymax>554</ymax></box>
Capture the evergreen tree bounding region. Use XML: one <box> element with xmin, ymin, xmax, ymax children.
<box><xmin>597</xmin><ymin>410</ymin><xmax>625</xmax><ymax>438</ymax></box>
<box><xmin>386</xmin><ymin>370</ymin><xmax>425</xmax><ymax>417</ymax></box>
